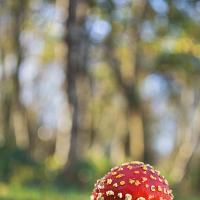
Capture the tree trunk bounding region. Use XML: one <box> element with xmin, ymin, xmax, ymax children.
<box><xmin>65</xmin><ymin>0</ymin><xmax>79</xmax><ymax>167</ymax></box>
<box><xmin>0</xmin><ymin>0</ymin><xmax>30</xmax><ymax>148</ymax></box>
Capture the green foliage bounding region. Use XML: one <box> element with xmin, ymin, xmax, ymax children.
<box><xmin>0</xmin><ymin>147</ymin><xmax>32</xmax><ymax>181</ymax></box>
<box><xmin>0</xmin><ymin>147</ymin><xmax>46</xmax><ymax>186</ymax></box>
<box><xmin>55</xmin><ymin>156</ymin><xmax>112</xmax><ymax>190</ymax></box>
<box><xmin>0</xmin><ymin>185</ymin><xmax>89</xmax><ymax>200</ymax></box>
<box><xmin>156</xmin><ymin>53</ymin><xmax>200</xmax><ymax>74</ymax></box>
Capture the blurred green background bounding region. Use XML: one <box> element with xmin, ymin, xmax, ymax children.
<box><xmin>0</xmin><ymin>0</ymin><xmax>200</xmax><ymax>199</ymax></box>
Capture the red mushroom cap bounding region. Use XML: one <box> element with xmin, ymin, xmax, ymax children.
<box><xmin>91</xmin><ymin>161</ymin><xmax>174</xmax><ymax>200</ymax></box>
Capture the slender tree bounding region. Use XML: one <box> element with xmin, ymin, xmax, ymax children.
<box><xmin>64</xmin><ymin>0</ymin><xmax>89</xmax><ymax>168</ymax></box>
<box><xmin>0</xmin><ymin>0</ymin><xmax>30</xmax><ymax>148</ymax></box>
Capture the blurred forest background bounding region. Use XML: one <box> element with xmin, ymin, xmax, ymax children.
<box><xmin>0</xmin><ymin>0</ymin><xmax>200</xmax><ymax>199</ymax></box>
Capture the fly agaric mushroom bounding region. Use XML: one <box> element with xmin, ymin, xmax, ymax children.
<box><xmin>91</xmin><ymin>161</ymin><xmax>174</xmax><ymax>200</ymax></box>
